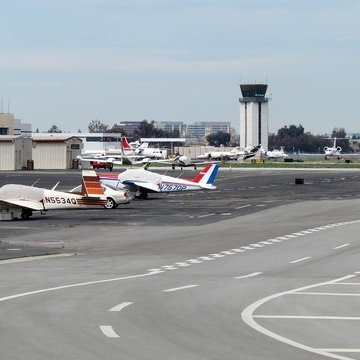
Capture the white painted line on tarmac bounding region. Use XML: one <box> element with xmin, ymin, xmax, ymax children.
<box><xmin>109</xmin><ymin>302</ymin><xmax>133</xmax><ymax>312</ymax></box>
<box><xmin>242</xmin><ymin>274</ymin><xmax>357</xmax><ymax>360</ymax></box>
<box><xmin>100</xmin><ymin>325</ymin><xmax>120</xmax><ymax>338</ymax></box>
<box><xmin>235</xmin><ymin>204</ymin><xmax>251</xmax><ymax>210</ymax></box>
<box><xmin>198</xmin><ymin>213</ymin><xmax>215</xmax><ymax>218</ymax></box>
<box><xmin>317</xmin><ymin>349</ymin><xmax>360</xmax><ymax>353</ymax></box>
<box><xmin>234</xmin><ymin>272</ymin><xmax>262</xmax><ymax>280</ymax></box>
<box><xmin>293</xmin><ymin>292</ymin><xmax>360</xmax><ymax>297</ymax></box>
<box><xmin>334</xmin><ymin>243</ymin><xmax>350</xmax><ymax>250</ymax></box>
<box><xmin>336</xmin><ymin>282</ymin><xmax>360</xmax><ymax>286</ymax></box>
<box><xmin>163</xmin><ymin>284</ymin><xmax>199</xmax><ymax>293</ymax></box>
<box><xmin>6</xmin><ymin>248</ymin><xmax>22</xmax><ymax>251</ymax></box>
<box><xmin>0</xmin><ymin>271</ymin><xmax>161</xmax><ymax>304</ymax></box>
<box><xmin>290</xmin><ymin>257</ymin><xmax>311</xmax><ymax>264</ymax></box>
<box><xmin>253</xmin><ymin>315</ymin><xmax>360</xmax><ymax>320</ymax></box>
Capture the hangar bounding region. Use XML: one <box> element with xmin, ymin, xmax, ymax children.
<box><xmin>0</xmin><ymin>136</ymin><xmax>32</xmax><ymax>170</ymax></box>
<box><xmin>32</xmin><ymin>136</ymin><xmax>82</xmax><ymax>170</ymax></box>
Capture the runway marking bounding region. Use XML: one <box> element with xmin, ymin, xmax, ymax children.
<box><xmin>292</xmin><ymin>292</ymin><xmax>360</xmax><ymax>297</ymax></box>
<box><xmin>290</xmin><ymin>257</ymin><xmax>311</xmax><ymax>264</ymax></box>
<box><xmin>334</xmin><ymin>243</ymin><xmax>350</xmax><ymax>250</ymax></box>
<box><xmin>318</xmin><ymin>349</ymin><xmax>360</xmax><ymax>353</ymax></box>
<box><xmin>186</xmin><ymin>259</ymin><xmax>203</xmax><ymax>264</ymax></box>
<box><xmin>336</xmin><ymin>282</ymin><xmax>360</xmax><ymax>286</ymax></box>
<box><xmin>6</xmin><ymin>248</ymin><xmax>22</xmax><ymax>251</ymax></box>
<box><xmin>163</xmin><ymin>284</ymin><xmax>199</xmax><ymax>293</ymax></box>
<box><xmin>174</xmin><ymin>262</ymin><xmax>191</xmax><ymax>267</ymax></box>
<box><xmin>256</xmin><ymin>204</ymin><xmax>266</xmax><ymax>207</ymax></box>
<box><xmin>100</xmin><ymin>325</ymin><xmax>120</xmax><ymax>338</ymax></box>
<box><xmin>198</xmin><ymin>213</ymin><xmax>215</xmax><ymax>218</ymax></box>
<box><xmin>253</xmin><ymin>315</ymin><xmax>360</xmax><ymax>320</ymax></box>
<box><xmin>235</xmin><ymin>204</ymin><xmax>251</xmax><ymax>210</ymax></box>
<box><xmin>109</xmin><ymin>302</ymin><xmax>133</xmax><ymax>312</ymax></box>
<box><xmin>234</xmin><ymin>272</ymin><xmax>262</xmax><ymax>280</ymax></box>
<box><xmin>221</xmin><ymin>213</ymin><xmax>232</xmax><ymax>216</ymax></box>
<box><xmin>0</xmin><ymin>271</ymin><xmax>161</xmax><ymax>304</ymax></box>
<box><xmin>242</xmin><ymin>274</ymin><xmax>357</xmax><ymax>360</ymax></box>
<box><xmin>161</xmin><ymin>265</ymin><xmax>178</xmax><ymax>270</ymax></box>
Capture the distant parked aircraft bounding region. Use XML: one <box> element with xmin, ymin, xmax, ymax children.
<box><xmin>265</xmin><ymin>147</ymin><xmax>289</xmax><ymax>160</ymax></box>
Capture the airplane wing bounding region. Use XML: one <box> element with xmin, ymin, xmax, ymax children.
<box><xmin>0</xmin><ymin>199</ymin><xmax>44</xmax><ymax>211</ymax></box>
<box><xmin>122</xmin><ymin>180</ymin><xmax>160</xmax><ymax>192</ymax></box>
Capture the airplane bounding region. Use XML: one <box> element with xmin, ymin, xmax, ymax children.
<box><xmin>323</xmin><ymin>137</ymin><xmax>345</xmax><ymax>159</ymax></box>
<box><xmin>265</xmin><ymin>147</ymin><xmax>289</xmax><ymax>160</ymax></box>
<box><xmin>98</xmin><ymin>163</ymin><xmax>220</xmax><ymax>199</ymax></box>
<box><xmin>197</xmin><ymin>144</ymin><xmax>262</xmax><ymax>161</ymax></box>
<box><xmin>121</xmin><ymin>136</ymin><xmax>167</xmax><ymax>159</ymax></box>
<box><xmin>0</xmin><ymin>170</ymin><xmax>107</xmax><ymax>220</ymax></box>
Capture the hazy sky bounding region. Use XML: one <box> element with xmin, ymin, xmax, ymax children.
<box><xmin>0</xmin><ymin>0</ymin><xmax>359</xmax><ymax>134</ymax></box>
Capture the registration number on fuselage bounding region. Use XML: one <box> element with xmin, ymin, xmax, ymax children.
<box><xmin>44</xmin><ymin>196</ymin><xmax>77</xmax><ymax>205</ymax></box>
<box><xmin>159</xmin><ymin>184</ymin><xmax>188</xmax><ymax>192</ymax></box>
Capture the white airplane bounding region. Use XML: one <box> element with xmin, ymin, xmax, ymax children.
<box><xmin>265</xmin><ymin>147</ymin><xmax>289</xmax><ymax>160</ymax></box>
<box><xmin>323</xmin><ymin>137</ymin><xmax>344</xmax><ymax>159</ymax></box>
<box><xmin>121</xmin><ymin>136</ymin><xmax>167</xmax><ymax>159</ymax></box>
<box><xmin>98</xmin><ymin>163</ymin><xmax>220</xmax><ymax>199</ymax></box>
<box><xmin>0</xmin><ymin>170</ymin><xmax>107</xmax><ymax>220</ymax></box>
<box><xmin>197</xmin><ymin>144</ymin><xmax>262</xmax><ymax>161</ymax></box>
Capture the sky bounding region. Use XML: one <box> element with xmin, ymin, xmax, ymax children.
<box><xmin>0</xmin><ymin>0</ymin><xmax>359</xmax><ymax>135</ymax></box>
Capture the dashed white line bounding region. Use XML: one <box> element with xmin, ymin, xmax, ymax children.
<box><xmin>234</xmin><ymin>272</ymin><xmax>262</xmax><ymax>280</ymax></box>
<box><xmin>235</xmin><ymin>204</ymin><xmax>251</xmax><ymax>210</ymax></box>
<box><xmin>100</xmin><ymin>325</ymin><xmax>120</xmax><ymax>338</ymax></box>
<box><xmin>290</xmin><ymin>257</ymin><xmax>311</xmax><ymax>264</ymax></box>
<box><xmin>334</xmin><ymin>243</ymin><xmax>350</xmax><ymax>250</ymax></box>
<box><xmin>109</xmin><ymin>302</ymin><xmax>133</xmax><ymax>312</ymax></box>
<box><xmin>198</xmin><ymin>213</ymin><xmax>215</xmax><ymax>218</ymax></box>
<box><xmin>163</xmin><ymin>284</ymin><xmax>199</xmax><ymax>293</ymax></box>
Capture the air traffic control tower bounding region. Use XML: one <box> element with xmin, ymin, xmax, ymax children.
<box><xmin>239</xmin><ymin>84</ymin><xmax>269</xmax><ymax>150</ymax></box>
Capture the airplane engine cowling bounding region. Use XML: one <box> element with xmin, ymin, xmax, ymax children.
<box><xmin>336</xmin><ymin>146</ymin><xmax>342</xmax><ymax>151</ymax></box>
<box><xmin>324</xmin><ymin>146</ymin><xmax>329</xmax><ymax>151</ymax></box>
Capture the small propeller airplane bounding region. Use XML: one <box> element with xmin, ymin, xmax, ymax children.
<box><xmin>98</xmin><ymin>163</ymin><xmax>220</xmax><ymax>199</ymax></box>
<box><xmin>0</xmin><ymin>170</ymin><xmax>107</xmax><ymax>220</ymax></box>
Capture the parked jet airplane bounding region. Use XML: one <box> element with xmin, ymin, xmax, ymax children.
<box><xmin>98</xmin><ymin>163</ymin><xmax>219</xmax><ymax>199</ymax></box>
<box><xmin>323</xmin><ymin>137</ymin><xmax>345</xmax><ymax>159</ymax></box>
<box><xmin>0</xmin><ymin>170</ymin><xmax>107</xmax><ymax>220</ymax></box>
<box><xmin>197</xmin><ymin>144</ymin><xmax>262</xmax><ymax>161</ymax></box>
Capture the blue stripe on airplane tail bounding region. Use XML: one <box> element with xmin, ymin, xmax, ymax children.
<box><xmin>207</xmin><ymin>165</ymin><xmax>219</xmax><ymax>184</ymax></box>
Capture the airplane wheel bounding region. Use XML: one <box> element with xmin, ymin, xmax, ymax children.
<box><xmin>104</xmin><ymin>197</ymin><xmax>116</xmax><ymax>209</ymax></box>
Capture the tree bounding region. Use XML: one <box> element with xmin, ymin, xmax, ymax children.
<box><xmin>107</xmin><ymin>124</ymin><xmax>125</xmax><ymax>134</ymax></box>
<box><xmin>47</xmin><ymin>124</ymin><xmax>62</xmax><ymax>133</ymax></box>
<box><xmin>88</xmin><ymin>119</ymin><xmax>109</xmax><ymax>133</ymax></box>
<box><xmin>206</xmin><ymin>131</ymin><xmax>231</xmax><ymax>146</ymax></box>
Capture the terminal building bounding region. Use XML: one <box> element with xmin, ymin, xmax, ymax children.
<box><xmin>239</xmin><ymin>84</ymin><xmax>269</xmax><ymax>150</ymax></box>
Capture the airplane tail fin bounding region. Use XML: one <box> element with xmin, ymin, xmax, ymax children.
<box><xmin>121</xmin><ymin>136</ymin><xmax>132</xmax><ymax>150</ymax></box>
<box><xmin>81</xmin><ymin>170</ymin><xmax>105</xmax><ymax>197</ymax></box>
<box><xmin>192</xmin><ymin>164</ymin><xmax>219</xmax><ymax>189</ymax></box>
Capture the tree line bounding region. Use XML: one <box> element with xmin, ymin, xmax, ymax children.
<box><xmin>45</xmin><ymin>120</ymin><xmax>355</xmax><ymax>153</ymax></box>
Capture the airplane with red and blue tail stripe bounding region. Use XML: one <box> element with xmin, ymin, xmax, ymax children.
<box><xmin>98</xmin><ymin>163</ymin><xmax>219</xmax><ymax>199</ymax></box>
